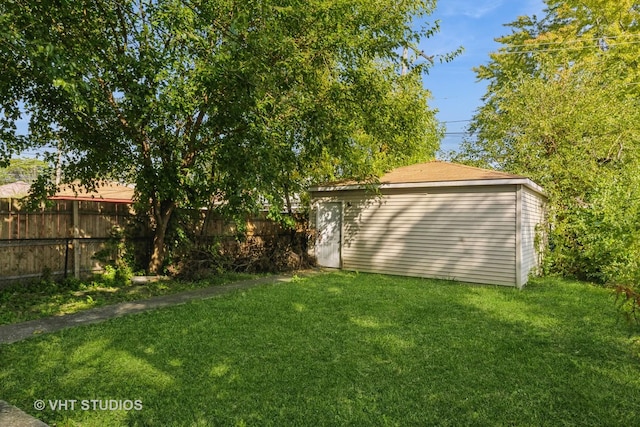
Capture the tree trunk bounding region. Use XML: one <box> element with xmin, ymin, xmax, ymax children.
<box><xmin>148</xmin><ymin>225</ymin><xmax>167</xmax><ymax>274</ymax></box>
<box><xmin>148</xmin><ymin>201</ymin><xmax>175</xmax><ymax>274</ymax></box>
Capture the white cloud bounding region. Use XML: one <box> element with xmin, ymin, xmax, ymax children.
<box><xmin>438</xmin><ymin>0</ymin><xmax>504</xmax><ymax>19</ymax></box>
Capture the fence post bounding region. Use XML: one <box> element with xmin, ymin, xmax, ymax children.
<box><xmin>64</xmin><ymin>238</ymin><xmax>70</xmax><ymax>279</ymax></box>
<box><xmin>73</xmin><ymin>200</ymin><xmax>80</xmax><ymax>279</ymax></box>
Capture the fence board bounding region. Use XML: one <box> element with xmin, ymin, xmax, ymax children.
<box><xmin>1</xmin><ymin>199</ymin><xmax>135</xmax><ymax>282</ymax></box>
<box><xmin>1</xmin><ymin>199</ymin><xmax>306</xmax><ymax>284</ymax></box>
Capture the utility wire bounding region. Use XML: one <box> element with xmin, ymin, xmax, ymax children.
<box><xmin>495</xmin><ymin>40</ymin><xmax>640</xmax><ymax>55</ymax></box>
<box><xmin>496</xmin><ymin>33</ymin><xmax>640</xmax><ymax>49</ymax></box>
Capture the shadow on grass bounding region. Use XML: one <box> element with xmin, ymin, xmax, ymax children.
<box><xmin>0</xmin><ymin>272</ymin><xmax>255</xmax><ymax>325</ymax></box>
<box><xmin>1</xmin><ymin>272</ymin><xmax>639</xmax><ymax>426</ymax></box>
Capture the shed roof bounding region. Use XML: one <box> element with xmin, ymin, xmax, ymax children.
<box><xmin>379</xmin><ymin>161</ymin><xmax>525</xmax><ymax>184</ymax></box>
<box><xmin>50</xmin><ymin>182</ymin><xmax>135</xmax><ymax>203</ymax></box>
<box><xmin>311</xmin><ymin>161</ymin><xmax>545</xmax><ymax>196</ymax></box>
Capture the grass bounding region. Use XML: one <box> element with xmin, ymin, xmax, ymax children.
<box><xmin>1</xmin><ymin>272</ymin><xmax>639</xmax><ymax>426</ymax></box>
<box><xmin>0</xmin><ymin>270</ymin><xmax>259</xmax><ymax>325</ymax></box>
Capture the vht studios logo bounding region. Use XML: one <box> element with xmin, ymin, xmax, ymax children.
<box><xmin>34</xmin><ymin>399</ymin><xmax>143</xmax><ymax>411</ymax></box>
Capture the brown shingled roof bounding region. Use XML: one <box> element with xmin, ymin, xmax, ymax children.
<box><xmin>379</xmin><ymin>161</ymin><xmax>525</xmax><ymax>184</ymax></box>
<box><xmin>310</xmin><ymin>161</ymin><xmax>545</xmax><ymax>195</ymax></box>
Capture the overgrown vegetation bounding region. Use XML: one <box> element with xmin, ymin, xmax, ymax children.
<box><xmin>168</xmin><ymin>234</ymin><xmax>313</xmax><ymax>279</ymax></box>
<box><xmin>2</xmin><ymin>272</ymin><xmax>639</xmax><ymax>426</ymax></box>
<box><xmin>158</xmin><ymin>208</ymin><xmax>314</xmax><ymax>278</ymax></box>
<box><xmin>92</xmin><ymin>226</ymin><xmax>139</xmax><ymax>282</ymax></box>
<box><xmin>615</xmin><ymin>285</ymin><xmax>640</xmax><ymax>323</ymax></box>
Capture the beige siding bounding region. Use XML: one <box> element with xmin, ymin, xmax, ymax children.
<box><xmin>520</xmin><ymin>187</ymin><xmax>546</xmax><ymax>285</ymax></box>
<box><xmin>314</xmin><ymin>186</ymin><xmax>518</xmax><ymax>286</ymax></box>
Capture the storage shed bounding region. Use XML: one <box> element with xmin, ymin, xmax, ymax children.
<box><xmin>309</xmin><ymin>161</ymin><xmax>547</xmax><ymax>288</ymax></box>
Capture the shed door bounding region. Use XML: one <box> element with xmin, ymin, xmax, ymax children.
<box><xmin>316</xmin><ymin>202</ymin><xmax>342</xmax><ymax>268</ymax></box>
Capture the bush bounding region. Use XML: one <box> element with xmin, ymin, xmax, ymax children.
<box><xmin>539</xmin><ymin>176</ymin><xmax>640</xmax><ymax>323</ymax></box>
<box><xmin>614</xmin><ymin>285</ymin><xmax>640</xmax><ymax>323</ymax></box>
<box><xmin>93</xmin><ymin>226</ymin><xmax>138</xmax><ymax>282</ymax></box>
<box><xmin>544</xmin><ymin>175</ymin><xmax>640</xmax><ymax>286</ymax></box>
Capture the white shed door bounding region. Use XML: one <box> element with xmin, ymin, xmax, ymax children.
<box><xmin>316</xmin><ymin>202</ymin><xmax>342</xmax><ymax>268</ymax></box>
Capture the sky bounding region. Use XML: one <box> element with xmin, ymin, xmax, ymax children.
<box><xmin>423</xmin><ymin>0</ymin><xmax>546</xmax><ymax>156</ymax></box>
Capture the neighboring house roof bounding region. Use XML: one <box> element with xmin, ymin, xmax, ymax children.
<box><xmin>50</xmin><ymin>182</ymin><xmax>135</xmax><ymax>203</ymax></box>
<box><xmin>0</xmin><ymin>181</ymin><xmax>134</xmax><ymax>203</ymax></box>
<box><xmin>311</xmin><ymin>161</ymin><xmax>546</xmax><ymax>196</ymax></box>
<box><xmin>0</xmin><ymin>181</ymin><xmax>31</xmax><ymax>198</ymax></box>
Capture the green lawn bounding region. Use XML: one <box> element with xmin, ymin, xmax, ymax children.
<box><xmin>1</xmin><ymin>272</ymin><xmax>639</xmax><ymax>426</ymax></box>
<box><xmin>0</xmin><ymin>271</ymin><xmax>257</xmax><ymax>325</ymax></box>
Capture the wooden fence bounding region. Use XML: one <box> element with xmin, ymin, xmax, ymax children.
<box><xmin>1</xmin><ymin>198</ymin><xmax>308</xmax><ymax>284</ymax></box>
<box><xmin>0</xmin><ymin>198</ymin><xmax>134</xmax><ymax>282</ymax></box>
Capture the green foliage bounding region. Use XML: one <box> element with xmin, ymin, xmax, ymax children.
<box><xmin>615</xmin><ymin>285</ymin><xmax>640</xmax><ymax>323</ymax></box>
<box><xmin>0</xmin><ymin>158</ymin><xmax>47</xmax><ymax>184</ymax></box>
<box><xmin>100</xmin><ymin>265</ymin><xmax>133</xmax><ymax>287</ymax></box>
<box><xmin>93</xmin><ymin>226</ymin><xmax>136</xmax><ymax>282</ymax></box>
<box><xmin>458</xmin><ymin>0</ymin><xmax>640</xmax><ymax>289</ymax></box>
<box><xmin>0</xmin><ymin>0</ymin><xmax>448</xmax><ymax>272</ymax></box>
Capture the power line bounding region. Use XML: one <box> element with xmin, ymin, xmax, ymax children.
<box><xmin>495</xmin><ymin>40</ymin><xmax>640</xmax><ymax>55</ymax></box>
<box><xmin>497</xmin><ymin>33</ymin><xmax>640</xmax><ymax>50</ymax></box>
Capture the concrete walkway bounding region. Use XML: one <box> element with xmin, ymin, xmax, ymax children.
<box><xmin>0</xmin><ymin>400</ymin><xmax>49</xmax><ymax>427</ymax></box>
<box><xmin>0</xmin><ymin>272</ymin><xmax>315</xmax><ymax>345</ymax></box>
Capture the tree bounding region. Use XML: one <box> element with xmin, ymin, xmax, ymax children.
<box><xmin>458</xmin><ymin>0</ymin><xmax>640</xmax><ymax>284</ymax></box>
<box><xmin>0</xmin><ymin>158</ymin><xmax>46</xmax><ymax>184</ymax></box>
<box><xmin>0</xmin><ymin>0</ymin><xmax>446</xmax><ymax>273</ymax></box>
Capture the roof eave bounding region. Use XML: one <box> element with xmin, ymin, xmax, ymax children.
<box><xmin>49</xmin><ymin>196</ymin><xmax>133</xmax><ymax>204</ymax></box>
<box><xmin>310</xmin><ymin>178</ymin><xmax>547</xmax><ymax>198</ymax></box>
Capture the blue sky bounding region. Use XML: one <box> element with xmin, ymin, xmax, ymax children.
<box><xmin>423</xmin><ymin>0</ymin><xmax>546</xmax><ymax>155</ymax></box>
